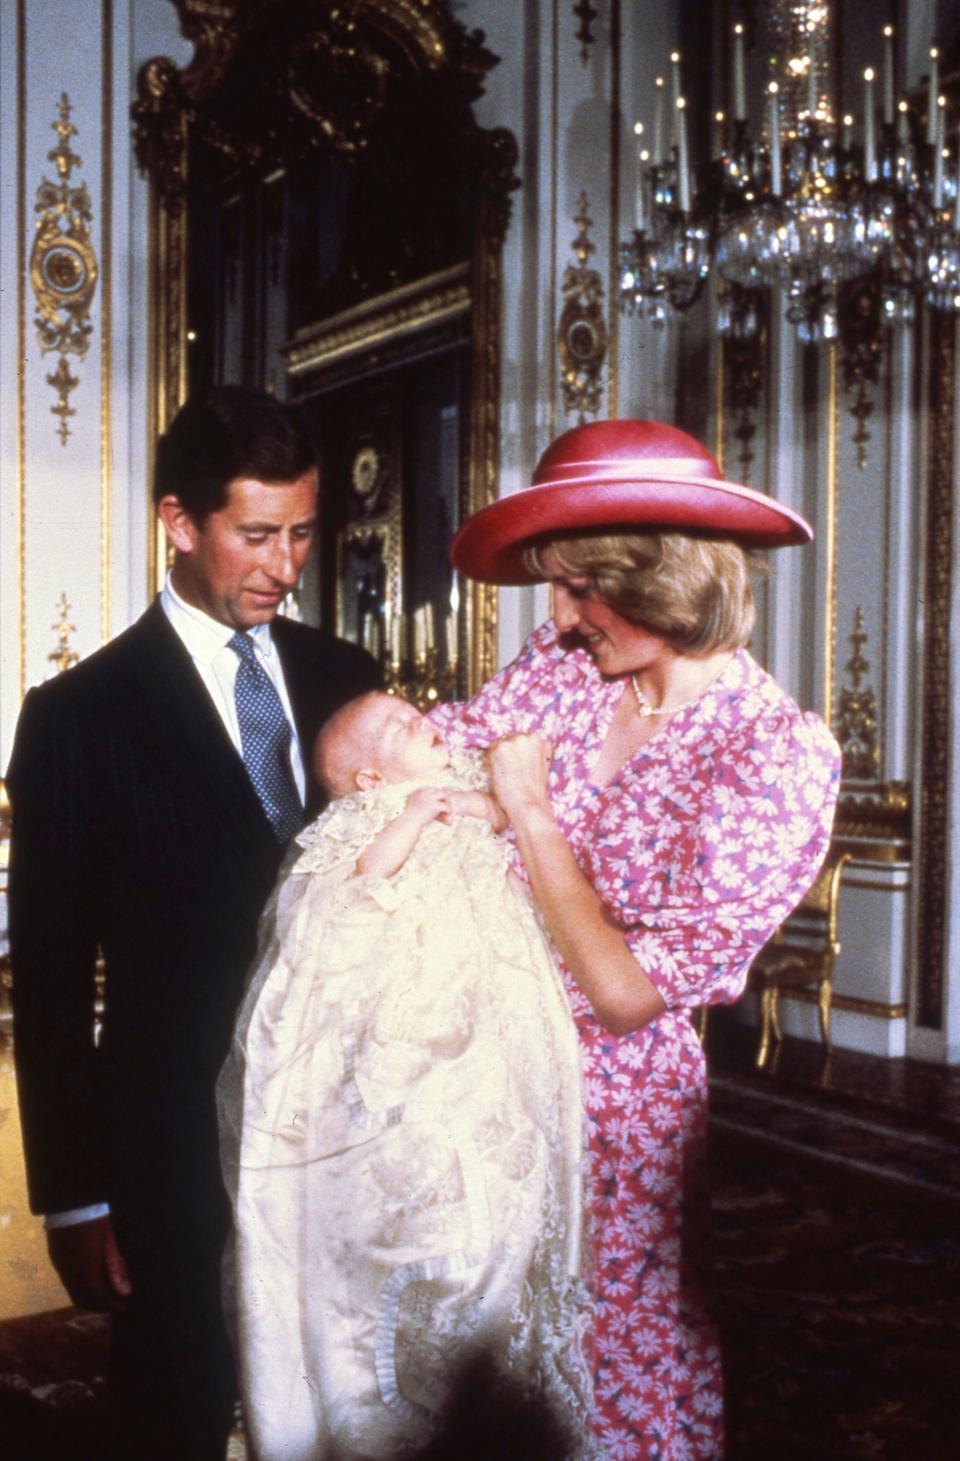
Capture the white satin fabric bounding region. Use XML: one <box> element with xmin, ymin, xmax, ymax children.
<box><xmin>218</xmin><ymin>753</ymin><xmax>591</xmax><ymax>1460</ymax></box>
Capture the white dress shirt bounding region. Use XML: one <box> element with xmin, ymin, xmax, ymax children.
<box><xmin>46</xmin><ymin>579</ymin><xmax>304</xmax><ymax>1229</ymax></box>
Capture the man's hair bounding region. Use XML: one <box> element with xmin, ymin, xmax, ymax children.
<box><xmin>524</xmin><ymin>530</ymin><xmax>766</xmax><ymax>654</ymax></box>
<box><xmin>314</xmin><ymin>692</ymin><xmax>390</xmax><ymax>798</ymax></box>
<box><xmin>153</xmin><ymin>385</ymin><xmax>316</xmax><ymax>522</ymax></box>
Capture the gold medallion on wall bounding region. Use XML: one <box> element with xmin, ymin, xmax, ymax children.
<box><xmin>29</xmin><ymin>94</ymin><xmax>98</xmax><ymax>445</ymax></box>
<box><xmin>558</xmin><ymin>194</ymin><xmax>608</xmax><ymax>422</ymax></box>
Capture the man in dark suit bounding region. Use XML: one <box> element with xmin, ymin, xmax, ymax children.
<box><xmin>7</xmin><ymin>386</ymin><xmax>381</xmax><ymax>1458</ymax></box>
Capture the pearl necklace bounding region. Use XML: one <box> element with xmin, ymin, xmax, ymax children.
<box><xmin>630</xmin><ymin>657</ymin><xmax>731</xmax><ymax>719</ymax></box>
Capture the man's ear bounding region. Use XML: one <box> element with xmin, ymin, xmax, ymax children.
<box><xmin>355</xmin><ymin>768</ymin><xmax>384</xmax><ymax>792</ymax></box>
<box><xmin>157</xmin><ymin>495</ymin><xmax>200</xmax><ymax>555</ymax></box>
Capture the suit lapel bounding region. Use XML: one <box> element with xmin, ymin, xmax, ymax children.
<box><xmin>132</xmin><ymin>601</ymin><xmax>274</xmax><ymax>843</ymax></box>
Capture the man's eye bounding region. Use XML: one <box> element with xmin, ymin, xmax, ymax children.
<box><xmin>292</xmin><ymin>526</ymin><xmax>314</xmax><ymax>541</ymax></box>
<box><xmin>244</xmin><ymin>534</ymin><xmax>269</xmax><ymax>545</ymax></box>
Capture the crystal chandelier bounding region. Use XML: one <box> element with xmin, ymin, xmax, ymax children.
<box><xmin>620</xmin><ymin>5</ymin><xmax>959</xmax><ymax>344</ymax></box>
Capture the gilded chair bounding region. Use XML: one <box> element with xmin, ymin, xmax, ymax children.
<box><xmin>747</xmin><ymin>850</ymin><xmax>852</xmax><ymax>1068</ymax></box>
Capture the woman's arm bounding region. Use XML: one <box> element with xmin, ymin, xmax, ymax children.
<box><xmin>489</xmin><ymin>735</ymin><xmax>666</xmax><ymax>1036</ymax></box>
<box><xmin>356</xmin><ymin>787</ymin><xmax>450</xmax><ymax>878</ymax></box>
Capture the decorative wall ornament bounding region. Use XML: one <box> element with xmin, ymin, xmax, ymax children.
<box><xmin>47</xmin><ymin>593</ymin><xmax>79</xmax><ymax>674</ymax></box>
<box><xmin>558</xmin><ymin>194</ymin><xmax>608</xmax><ymax>422</ymax></box>
<box><xmin>573</xmin><ymin>1</ymin><xmax>599</xmax><ymax>63</ymax></box>
<box><xmin>839</xmin><ymin>277</ymin><xmax>885</xmax><ymax>469</ymax></box>
<box><xmin>835</xmin><ymin>606</ymin><xmax>882</xmax><ymax>780</ymax></box>
<box><xmin>719</xmin><ymin>283</ymin><xmax>766</xmax><ymax>482</ymax></box>
<box><xmin>30</xmin><ymin>94</ymin><xmax>98</xmax><ymax>444</ymax></box>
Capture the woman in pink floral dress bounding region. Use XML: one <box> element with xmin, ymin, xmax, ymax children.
<box><xmin>430</xmin><ymin>419</ymin><xmax>841</xmax><ymax>1460</ymax></box>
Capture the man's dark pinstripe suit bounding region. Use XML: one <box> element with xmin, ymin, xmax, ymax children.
<box><xmin>7</xmin><ymin>598</ymin><xmax>379</xmax><ymax>1455</ymax></box>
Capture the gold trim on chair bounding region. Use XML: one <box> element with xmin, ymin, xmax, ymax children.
<box><xmin>747</xmin><ymin>851</ymin><xmax>852</xmax><ymax>1069</ymax></box>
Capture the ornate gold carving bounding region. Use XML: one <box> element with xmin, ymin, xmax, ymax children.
<box><xmin>30</xmin><ymin>94</ymin><xmax>98</xmax><ymax>444</ymax></box>
<box><xmin>48</xmin><ymin>593</ymin><xmax>79</xmax><ymax>674</ymax></box>
<box><xmin>558</xmin><ymin>194</ymin><xmax>608</xmax><ymax>422</ymax></box>
<box><xmin>839</xmin><ymin>276</ymin><xmax>885</xmax><ymax>470</ymax></box>
<box><xmin>720</xmin><ymin>285</ymin><xmax>766</xmax><ymax>483</ymax></box>
<box><xmin>832</xmin><ymin>780</ymin><xmax>911</xmax><ymax>866</ymax></box>
<box><xmin>285</xmin><ymin>265</ymin><xmax>471</xmax><ymax>377</ymax></box>
<box><xmin>835</xmin><ymin>606</ymin><xmax>882</xmax><ymax>781</ymax></box>
<box><xmin>45</xmin><ymin>594</ymin><xmax>79</xmax><ymax>674</ymax></box>
<box><xmin>133</xmin><ymin>1</ymin><xmax>494</xmax><ymax>189</ymax></box>
<box><xmin>916</xmin><ymin>311</ymin><xmax>953</xmax><ymax>1029</ymax></box>
<box><xmin>574</xmin><ymin>2</ymin><xmax>599</xmax><ymax>64</ymax></box>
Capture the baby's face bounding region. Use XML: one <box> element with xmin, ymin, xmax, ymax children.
<box><xmin>360</xmin><ymin>694</ymin><xmax>450</xmax><ymax>783</ymax></box>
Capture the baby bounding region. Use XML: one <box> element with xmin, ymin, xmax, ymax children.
<box><xmin>218</xmin><ymin>693</ymin><xmax>590</xmax><ymax>1461</ymax></box>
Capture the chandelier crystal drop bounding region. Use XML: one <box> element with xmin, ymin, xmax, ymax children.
<box><xmin>620</xmin><ymin>4</ymin><xmax>960</xmax><ymax>341</ymax></box>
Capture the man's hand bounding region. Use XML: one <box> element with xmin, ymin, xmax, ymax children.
<box><xmin>47</xmin><ymin>1215</ymin><xmax>133</xmax><ymax>1312</ymax></box>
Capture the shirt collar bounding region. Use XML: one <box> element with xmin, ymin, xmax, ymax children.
<box><xmin>161</xmin><ymin>571</ymin><xmax>274</xmax><ymax>665</ymax></box>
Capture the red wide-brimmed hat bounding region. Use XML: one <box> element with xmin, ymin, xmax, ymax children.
<box><xmin>451</xmin><ymin>419</ymin><xmax>813</xmax><ymax>585</ymax></box>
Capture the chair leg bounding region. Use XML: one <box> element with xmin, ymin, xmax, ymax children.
<box><xmin>818</xmin><ymin>980</ymin><xmax>832</xmax><ymax>1048</ymax></box>
<box><xmin>756</xmin><ymin>987</ymin><xmax>773</xmax><ymax>1068</ymax></box>
<box><xmin>770</xmin><ymin>988</ymin><xmax>783</xmax><ymax>1046</ymax></box>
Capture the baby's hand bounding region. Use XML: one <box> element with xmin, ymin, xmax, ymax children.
<box><xmin>443</xmin><ymin>790</ymin><xmax>485</xmax><ymax>820</ymax></box>
<box><xmin>404</xmin><ymin>787</ymin><xmax>450</xmax><ymax>825</ymax></box>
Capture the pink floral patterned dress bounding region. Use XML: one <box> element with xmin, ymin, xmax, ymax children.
<box><xmin>430</xmin><ymin>623</ymin><xmax>841</xmax><ymax>1460</ymax></box>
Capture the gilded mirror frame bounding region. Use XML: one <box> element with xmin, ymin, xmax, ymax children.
<box><xmin>133</xmin><ymin>0</ymin><xmax>517</xmax><ymax>694</ymax></box>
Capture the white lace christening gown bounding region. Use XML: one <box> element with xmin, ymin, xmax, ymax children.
<box><xmin>218</xmin><ymin>751</ymin><xmax>590</xmax><ymax>1461</ymax></box>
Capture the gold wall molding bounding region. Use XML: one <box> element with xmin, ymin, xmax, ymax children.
<box><xmin>558</xmin><ymin>193</ymin><xmax>608</xmax><ymax>422</ymax></box>
<box><xmin>30</xmin><ymin>93</ymin><xmax>98</xmax><ymax>445</ymax></box>
<box><xmin>915</xmin><ymin>310</ymin><xmax>954</xmax><ymax>1031</ymax></box>
<box><xmin>286</xmin><ymin>266</ymin><xmax>470</xmax><ymax>377</ymax></box>
<box><xmin>835</xmin><ymin>605</ymin><xmax>882</xmax><ymax>781</ymax></box>
<box><xmin>47</xmin><ymin>593</ymin><xmax>79</xmax><ymax>675</ymax></box>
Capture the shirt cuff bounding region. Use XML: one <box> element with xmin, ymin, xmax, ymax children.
<box><xmin>44</xmin><ymin>1203</ymin><xmax>111</xmax><ymax>1229</ymax></box>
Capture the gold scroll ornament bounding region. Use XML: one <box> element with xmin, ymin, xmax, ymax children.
<box><xmin>30</xmin><ymin>94</ymin><xmax>98</xmax><ymax>444</ymax></box>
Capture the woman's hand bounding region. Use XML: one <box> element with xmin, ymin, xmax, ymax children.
<box><xmin>487</xmin><ymin>734</ymin><xmax>555</xmax><ymax>823</ymax></box>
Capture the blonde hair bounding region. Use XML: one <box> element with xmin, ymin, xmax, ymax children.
<box><xmin>524</xmin><ymin>531</ymin><xmax>765</xmax><ymax>654</ymax></box>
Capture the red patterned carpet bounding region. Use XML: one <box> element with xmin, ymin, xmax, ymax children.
<box><xmin>2</xmin><ymin>1026</ymin><xmax>959</xmax><ymax>1459</ymax></box>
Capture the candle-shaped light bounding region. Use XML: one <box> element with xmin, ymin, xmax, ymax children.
<box><xmin>864</xmin><ymin>69</ymin><xmax>877</xmax><ymax>182</ymax></box>
<box><xmin>928</xmin><ymin>47</ymin><xmax>940</xmax><ymax>145</ymax></box>
<box><xmin>882</xmin><ymin>25</ymin><xmax>895</xmax><ymax>126</ymax></box>
<box><xmin>413</xmin><ymin>606</ymin><xmax>425</xmax><ymax>663</ymax></box>
<box><xmin>676</xmin><ymin>96</ymin><xmax>691</xmax><ymax>213</ymax></box>
<box><xmin>422</xmin><ymin>602</ymin><xmax>436</xmax><ymax>654</ymax></box>
<box><xmin>733</xmin><ymin>24</ymin><xmax>747</xmax><ymax>123</ymax></box>
<box><xmin>897</xmin><ymin>98</ymin><xmax>909</xmax><ymax>143</ymax></box>
<box><xmin>714</xmin><ymin>110</ymin><xmax>725</xmax><ymax>155</ymax></box>
<box><xmin>768</xmin><ymin>82</ymin><xmax>782</xmax><ymax>195</ymax></box>
<box><xmin>841</xmin><ymin>112</ymin><xmax>853</xmax><ymax>151</ymax></box>
<box><xmin>953</xmin><ymin>126</ymin><xmax>960</xmax><ymax>229</ymax></box>
<box><xmin>807</xmin><ymin>52</ymin><xmax>817</xmax><ymax>121</ymax></box>
<box><xmin>633</xmin><ymin>122</ymin><xmax>647</xmax><ymax>231</ymax></box>
<box><xmin>933</xmin><ymin>95</ymin><xmax>945</xmax><ymax>207</ymax></box>
<box><xmin>445</xmin><ymin>611</ymin><xmax>458</xmax><ymax>669</ymax></box>
<box><xmin>652</xmin><ymin>76</ymin><xmax>665</xmax><ymax>164</ymax></box>
<box><xmin>388</xmin><ymin>609</ymin><xmax>404</xmax><ymax>667</ymax></box>
<box><xmin>670</xmin><ymin>51</ymin><xmax>682</xmax><ymax>145</ymax></box>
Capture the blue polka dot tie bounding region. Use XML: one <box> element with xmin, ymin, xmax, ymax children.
<box><xmin>228</xmin><ymin>631</ymin><xmax>303</xmax><ymax>844</ymax></box>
